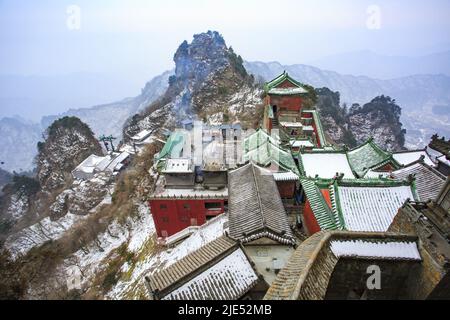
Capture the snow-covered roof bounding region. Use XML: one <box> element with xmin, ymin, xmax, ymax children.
<box><xmin>280</xmin><ymin>121</ymin><xmax>303</xmax><ymax>128</ymax></box>
<box><xmin>290</xmin><ymin>140</ymin><xmax>314</xmax><ymax>148</ymax></box>
<box><xmin>162</xmin><ymin>248</ymin><xmax>258</xmax><ymax>300</ymax></box>
<box><xmin>302</xmin><ymin>125</ymin><xmax>314</xmax><ymax>131</ymax></box>
<box><xmin>73</xmin><ymin>154</ymin><xmax>106</xmax><ymax>174</ymax></box>
<box><xmin>393</xmin><ymin>150</ymin><xmax>434</xmax><ymax>167</ymax></box>
<box><xmin>363</xmin><ymin>170</ymin><xmax>390</xmax><ymax>179</ymax></box>
<box><xmin>333</xmin><ymin>183</ymin><xmax>415</xmax><ymax>232</ymax></box>
<box><xmin>228</xmin><ymin>163</ymin><xmax>295</xmax><ymax>244</ymax></box>
<box><xmin>268</xmin><ymin>87</ymin><xmax>308</xmax><ymax>95</ymax></box>
<box><xmin>152</xmin><ymin>187</ymin><xmax>228</xmax><ymax>199</ymax></box>
<box><xmin>131</xmin><ymin>129</ymin><xmax>152</xmax><ymax>141</ymax></box>
<box><xmin>437</xmin><ymin>154</ymin><xmax>450</xmax><ymax>166</ymax></box>
<box><xmin>392</xmin><ymin>162</ymin><xmax>446</xmax><ymax>201</ymax></box>
<box><xmin>147</xmin><ymin>236</ymin><xmax>259</xmax><ymax>300</ymax></box>
<box><xmin>300</xmin><ymin>178</ymin><xmax>417</xmax><ymax>232</ymax></box>
<box><xmin>330</xmin><ymin>240</ymin><xmax>421</xmax><ymax>260</ymax></box>
<box><xmin>106</xmin><ymin>151</ymin><xmax>130</xmax><ymax>172</ymax></box>
<box><xmin>347</xmin><ymin>138</ymin><xmax>398</xmax><ymax>177</ymax></box>
<box><xmin>299</xmin><ymin>152</ymin><xmax>356</xmax><ymax>179</ymax></box>
<box><xmin>244</xmin><ymin>139</ymin><xmax>300</xmax><ymax>175</ymax></box>
<box><xmin>162</xmin><ymin>158</ymin><xmax>192</xmax><ymax>173</ymax></box>
<box><xmin>273</xmin><ymin>171</ymin><xmax>299</xmax><ymax>181</ymax></box>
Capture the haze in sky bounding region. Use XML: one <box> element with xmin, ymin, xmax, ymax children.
<box><xmin>1</xmin><ymin>0</ymin><xmax>450</xmax><ymax>119</ymax></box>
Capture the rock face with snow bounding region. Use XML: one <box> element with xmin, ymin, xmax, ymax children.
<box><xmin>316</xmin><ymin>88</ymin><xmax>406</xmax><ymax>151</ymax></box>
<box><xmin>123</xmin><ymin>31</ymin><xmax>263</xmax><ymax>138</ymax></box>
<box><xmin>36</xmin><ymin>116</ymin><xmax>103</xmax><ymax>192</ymax></box>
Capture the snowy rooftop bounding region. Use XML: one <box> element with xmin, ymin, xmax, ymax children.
<box><xmin>330</xmin><ymin>240</ymin><xmax>421</xmax><ymax>260</ymax></box>
<box><xmin>74</xmin><ymin>154</ymin><xmax>106</xmax><ymax>173</ymax></box>
<box><xmin>392</xmin><ymin>162</ymin><xmax>446</xmax><ymax>201</ymax></box>
<box><xmin>162</xmin><ymin>158</ymin><xmax>193</xmax><ymax>173</ymax></box>
<box><xmin>437</xmin><ymin>154</ymin><xmax>450</xmax><ymax>166</ymax></box>
<box><xmin>273</xmin><ymin>171</ymin><xmax>299</xmax><ymax>181</ymax></box>
<box><xmin>280</xmin><ymin>121</ymin><xmax>303</xmax><ymax>128</ymax></box>
<box><xmin>106</xmin><ymin>151</ymin><xmax>130</xmax><ymax>172</ymax></box>
<box><xmin>393</xmin><ymin>150</ymin><xmax>434</xmax><ymax>167</ymax></box>
<box><xmin>131</xmin><ymin>129</ymin><xmax>152</xmax><ymax>141</ymax></box>
<box><xmin>302</xmin><ymin>125</ymin><xmax>314</xmax><ymax>131</ymax></box>
<box><xmin>268</xmin><ymin>87</ymin><xmax>307</xmax><ymax>95</ymax></box>
<box><xmin>335</xmin><ymin>184</ymin><xmax>415</xmax><ymax>232</ymax></box>
<box><xmin>290</xmin><ymin>140</ymin><xmax>314</xmax><ymax>148</ymax></box>
<box><xmin>152</xmin><ymin>187</ymin><xmax>228</xmax><ymax>199</ymax></box>
<box><xmin>162</xmin><ymin>248</ymin><xmax>258</xmax><ymax>300</ymax></box>
<box><xmin>300</xmin><ymin>152</ymin><xmax>356</xmax><ymax>179</ymax></box>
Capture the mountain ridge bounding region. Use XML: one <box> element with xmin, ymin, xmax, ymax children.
<box><xmin>2</xmin><ymin>51</ymin><xmax>450</xmax><ymax>172</ymax></box>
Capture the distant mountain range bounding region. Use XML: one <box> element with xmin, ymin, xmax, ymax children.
<box><xmin>307</xmin><ymin>50</ymin><xmax>450</xmax><ymax>80</ymax></box>
<box><xmin>1</xmin><ymin>59</ymin><xmax>450</xmax><ymax>173</ymax></box>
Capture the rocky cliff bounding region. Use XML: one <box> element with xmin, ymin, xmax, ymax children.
<box><xmin>36</xmin><ymin>116</ymin><xmax>103</xmax><ymax>192</ymax></box>
<box><xmin>123</xmin><ymin>31</ymin><xmax>263</xmax><ymax>139</ymax></box>
<box><xmin>316</xmin><ymin>88</ymin><xmax>406</xmax><ymax>151</ymax></box>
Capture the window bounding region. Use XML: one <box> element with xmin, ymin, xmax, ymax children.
<box><xmin>160</xmin><ymin>204</ymin><xmax>167</xmax><ymax>210</ymax></box>
<box><xmin>161</xmin><ymin>216</ymin><xmax>169</xmax><ymax>223</ymax></box>
<box><xmin>179</xmin><ymin>214</ymin><xmax>189</xmax><ymax>223</ymax></box>
<box><xmin>183</xmin><ymin>203</ymin><xmax>191</xmax><ymax>210</ymax></box>
<box><xmin>205</xmin><ymin>202</ymin><xmax>222</xmax><ymax>210</ymax></box>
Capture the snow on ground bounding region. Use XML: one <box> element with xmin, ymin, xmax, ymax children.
<box><xmin>7</xmin><ymin>193</ymin><xmax>29</xmax><ymax>221</ymax></box>
<box><xmin>4</xmin><ymin>176</ymin><xmax>114</xmax><ymax>260</ymax></box>
<box><xmin>107</xmin><ymin>213</ymin><xmax>227</xmax><ymax>300</ymax></box>
<box><xmin>4</xmin><ymin>212</ymin><xmax>89</xmax><ymax>260</ymax></box>
<box><xmin>61</xmin><ymin>203</ymin><xmax>155</xmax><ymax>294</ymax></box>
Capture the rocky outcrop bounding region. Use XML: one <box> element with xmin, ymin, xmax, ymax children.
<box><xmin>36</xmin><ymin>116</ymin><xmax>102</xmax><ymax>192</ymax></box>
<box><xmin>316</xmin><ymin>88</ymin><xmax>406</xmax><ymax>151</ymax></box>
<box><xmin>123</xmin><ymin>31</ymin><xmax>263</xmax><ymax>139</ymax></box>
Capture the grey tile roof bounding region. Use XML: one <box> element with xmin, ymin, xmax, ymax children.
<box><xmin>392</xmin><ymin>162</ymin><xmax>446</xmax><ymax>201</ymax></box>
<box><xmin>162</xmin><ymin>247</ymin><xmax>259</xmax><ymax>300</ymax></box>
<box><xmin>347</xmin><ymin>138</ymin><xmax>399</xmax><ymax>177</ymax></box>
<box><xmin>146</xmin><ymin>236</ymin><xmax>239</xmax><ymax>299</ymax></box>
<box><xmin>228</xmin><ymin>163</ymin><xmax>295</xmax><ymax>244</ymax></box>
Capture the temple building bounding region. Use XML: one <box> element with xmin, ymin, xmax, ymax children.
<box><xmin>262</xmin><ymin>71</ymin><xmax>328</xmax><ymax>149</ymax></box>
<box><xmin>428</xmin><ymin>134</ymin><xmax>450</xmax><ymax>176</ymax></box>
<box><xmin>300</xmin><ymin>177</ymin><xmax>417</xmax><ymax>235</ymax></box>
<box><xmin>242</xmin><ymin>129</ymin><xmax>300</xmax><ymax>199</ymax></box>
<box><xmin>145</xmin><ymin>236</ymin><xmax>266</xmax><ymax>300</ymax></box>
<box><xmin>391</xmin><ymin>160</ymin><xmax>446</xmax><ymax>202</ymax></box>
<box><xmin>228</xmin><ymin>163</ymin><xmax>297</xmax><ymax>285</ymax></box>
<box><xmin>263</xmin><ymin>179</ymin><xmax>450</xmax><ymax>300</ymax></box>
<box><xmin>297</xmin><ymin>138</ymin><xmax>402</xmax><ymax>179</ymax></box>
<box><xmin>149</xmin><ymin>124</ymin><xmax>242</xmax><ymax>240</ymax></box>
<box><xmin>264</xmin><ymin>231</ymin><xmax>424</xmax><ymax>300</ymax></box>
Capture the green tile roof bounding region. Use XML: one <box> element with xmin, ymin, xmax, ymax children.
<box><xmin>301</xmin><ymin>177</ymin><xmax>418</xmax><ymax>233</ymax></box>
<box><xmin>299</xmin><ymin>178</ymin><xmax>342</xmax><ymax>230</ymax></box>
<box><xmin>264</xmin><ymin>71</ymin><xmax>308</xmax><ymax>94</ymax></box>
<box><xmin>244</xmin><ymin>138</ymin><xmax>299</xmax><ymax>175</ymax></box>
<box><xmin>346</xmin><ymin>138</ymin><xmax>400</xmax><ymax>177</ymax></box>
<box><xmin>155</xmin><ymin>131</ymin><xmax>186</xmax><ymax>162</ymax></box>
<box><xmin>243</xmin><ymin>129</ymin><xmax>279</xmax><ymax>153</ymax></box>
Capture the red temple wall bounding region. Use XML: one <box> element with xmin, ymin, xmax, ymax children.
<box><xmin>276</xmin><ymin>181</ymin><xmax>296</xmax><ymax>198</ymax></box>
<box><xmin>269</xmin><ymin>96</ymin><xmax>302</xmax><ymax>112</ymax></box>
<box><xmin>149</xmin><ymin>198</ymin><xmax>225</xmax><ymax>238</ymax></box>
<box><xmin>303</xmin><ymin>189</ymin><xmax>332</xmax><ymax>235</ymax></box>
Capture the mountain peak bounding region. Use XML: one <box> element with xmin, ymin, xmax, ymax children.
<box><xmin>173</xmin><ymin>31</ymin><xmax>230</xmax><ymax>86</ymax></box>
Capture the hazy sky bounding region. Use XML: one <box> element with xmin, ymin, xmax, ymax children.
<box><xmin>1</xmin><ymin>0</ymin><xmax>450</xmax><ymax>82</ymax></box>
